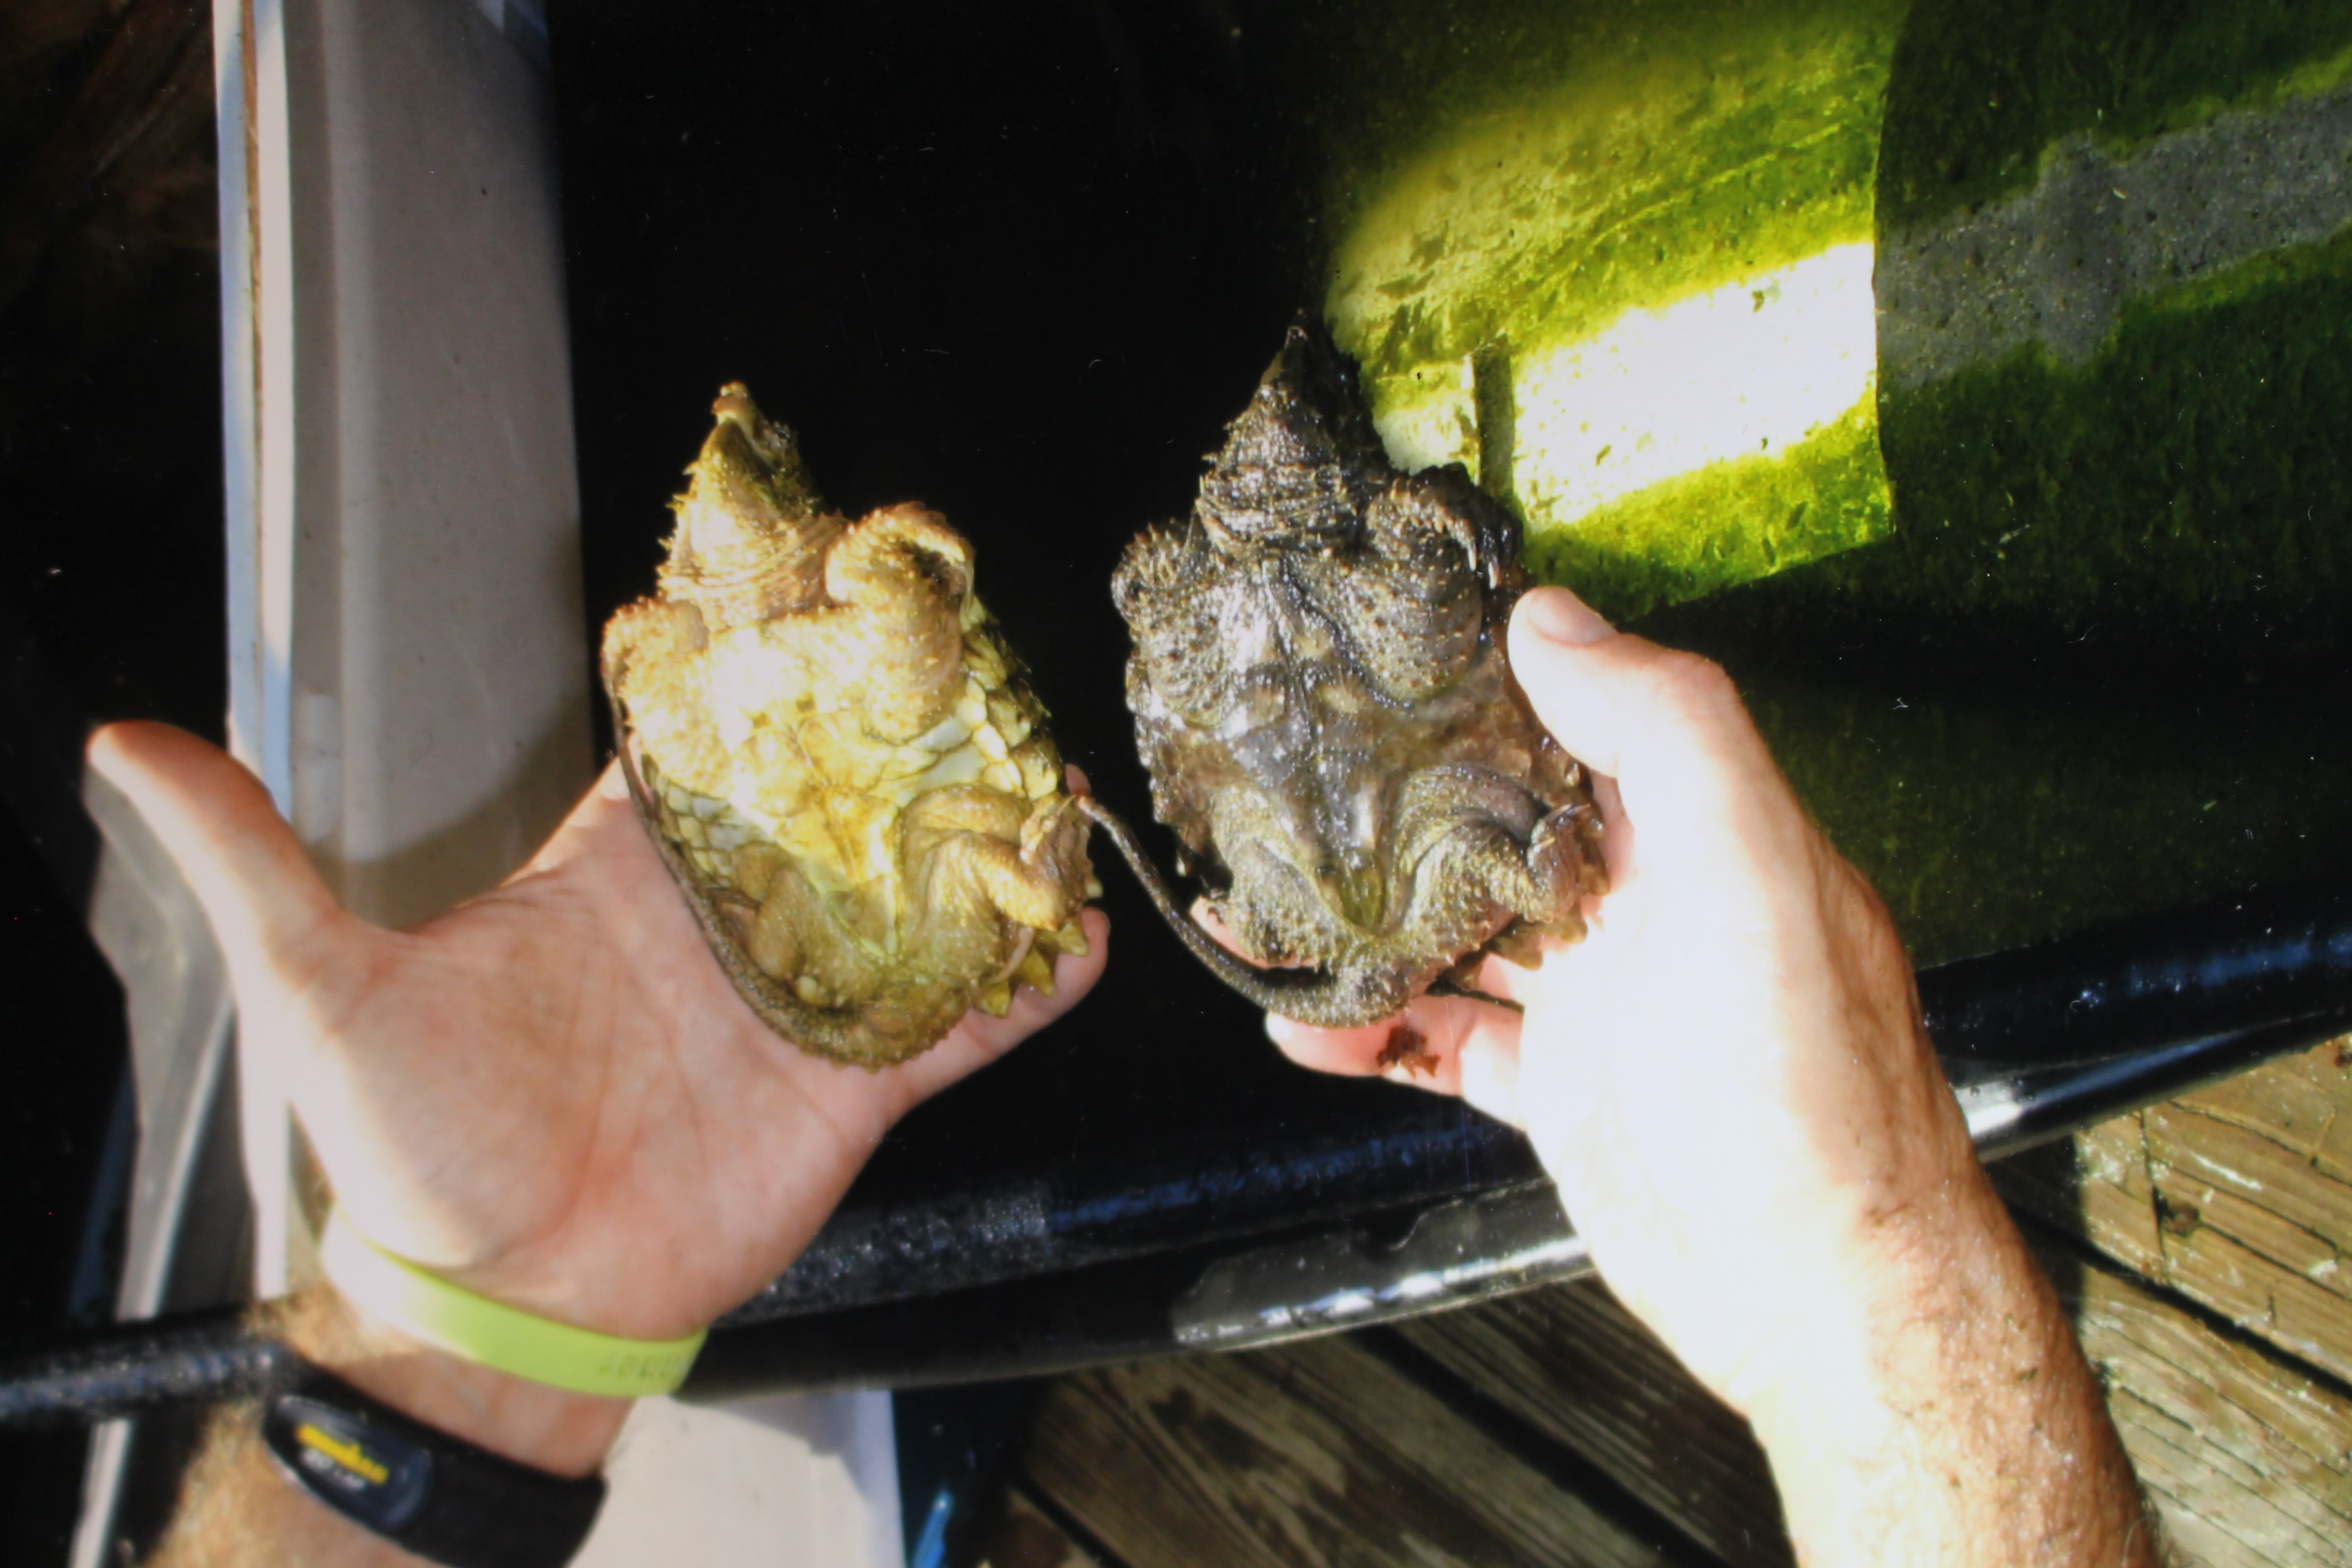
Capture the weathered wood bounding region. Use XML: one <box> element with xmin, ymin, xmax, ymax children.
<box><xmin>2030</xmin><ymin>1233</ymin><xmax>2352</xmax><ymax>1568</ymax></box>
<box><xmin>1019</xmin><ymin>1331</ymin><xmax>1693</xmax><ymax>1568</ymax></box>
<box><xmin>1994</xmin><ymin>1037</ymin><xmax>2352</xmax><ymax>1384</ymax></box>
<box><xmin>1393</xmin><ymin>1280</ymin><xmax>1792</xmax><ymax>1568</ymax></box>
<box><xmin>1012</xmin><ymin>1041</ymin><xmax>2352</xmax><ymax>1567</ymax></box>
<box><xmin>2187</xmin><ymin>1043</ymin><xmax>2352</xmax><ymax>1186</ymax></box>
<box><xmin>1999</xmin><ymin>1112</ymin><xmax>2171</xmax><ymax>1274</ymax></box>
<box><xmin>975</xmin><ymin>1487</ymin><xmax>1105</xmax><ymax>1568</ymax></box>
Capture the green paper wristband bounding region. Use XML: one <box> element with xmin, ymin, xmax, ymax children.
<box><xmin>318</xmin><ymin>1211</ymin><xmax>707</xmax><ymax>1399</ymax></box>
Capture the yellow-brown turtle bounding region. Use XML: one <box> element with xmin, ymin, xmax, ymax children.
<box><xmin>601</xmin><ymin>384</ymin><xmax>1095</xmax><ymax>1068</ymax></box>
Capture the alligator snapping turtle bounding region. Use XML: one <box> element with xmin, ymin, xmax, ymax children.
<box><xmin>1091</xmin><ymin>322</ymin><xmax>1607</xmax><ymax>1029</ymax></box>
<box><xmin>602</xmin><ymin>384</ymin><xmax>1095</xmax><ymax>1068</ymax></box>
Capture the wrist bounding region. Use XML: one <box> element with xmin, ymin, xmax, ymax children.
<box><xmin>274</xmin><ymin>1288</ymin><xmax>630</xmax><ymax>1478</ymax></box>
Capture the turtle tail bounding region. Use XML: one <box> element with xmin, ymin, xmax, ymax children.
<box><xmin>1075</xmin><ymin>795</ymin><xmax>1428</xmax><ymax>1030</ymax></box>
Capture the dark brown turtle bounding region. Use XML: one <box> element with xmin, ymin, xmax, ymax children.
<box><xmin>1089</xmin><ymin>323</ymin><xmax>1607</xmax><ymax>1028</ymax></box>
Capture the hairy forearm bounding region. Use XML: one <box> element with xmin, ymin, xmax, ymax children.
<box><xmin>149</xmin><ymin>1292</ymin><xmax>628</xmax><ymax>1568</ymax></box>
<box><xmin>1748</xmin><ymin>1176</ymin><xmax>2159</xmax><ymax>1568</ymax></box>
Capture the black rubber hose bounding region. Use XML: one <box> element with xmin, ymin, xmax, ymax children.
<box><xmin>1923</xmin><ymin>877</ymin><xmax>2352</xmax><ymax>1071</ymax></box>
<box><xmin>0</xmin><ymin>1305</ymin><xmax>293</xmax><ymax>1429</ymax></box>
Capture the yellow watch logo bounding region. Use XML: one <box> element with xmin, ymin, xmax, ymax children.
<box><xmin>296</xmin><ymin>1420</ymin><xmax>390</xmax><ymax>1485</ymax></box>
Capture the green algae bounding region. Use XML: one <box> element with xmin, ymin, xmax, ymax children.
<box><xmin>1313</xmin><ymin>0</ymin><xmax>1907</xmax><ymax>617</ymax></box>
<box><xmin>1525</xmin><ymin>397</ymin><xmax>1889</xmax><ymax>621</ymax></box>
<box><xmin>1880</xmin><ymin>0</ymin><xmax>2352</xmax><ymax>233</ymax></box>
<box><xmin>1738</xmin><ymin>665</ymin><xmax>2352</xmax><ymax>966</ymax></box>
<box><xmin>1643</xmin><ymin>213</ymin><xmax>2352</xmax><ymax>963</ymax></box>
<box><xmin>1323</xmin><ymin>3</ymin><xmax>1898</xmax><ymax>389</ymax></box>
<box><xmin>1793</xmin><ymin>223</ymin><xmax>2352</xmax><ymax>657</ymax></box>
<box><xmin>1632</xmin><ymin>1</ymin><xmax>2352</xmax><ymax>960</ymax></box>
<box><xmin>1279</xmin><ymin>0</ymin><xmax>2352</xmax><ymax>962</ymax></box>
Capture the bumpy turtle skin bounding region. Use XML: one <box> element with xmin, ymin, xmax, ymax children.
<box><xmin>601</xmin><ymin>385</ymin><xmax>1093</xmax><ymax>1069</ymax></box>
<box><xmin>1103</xmin><ymin>322</ymin><xmax>1607</xmax><ymax>1028</ymax></box>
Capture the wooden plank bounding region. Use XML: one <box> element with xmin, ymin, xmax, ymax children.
<box><xmin>1019</xmin><ymin>1332</ymin><xmax>1692</xmax><ymax>1568</ymax></box>
<box><xmin>1393</xmin><ymin>1280</ymin><xmax>1792</xmax><ymax>1568</ymax></box>
<box><xmin>1994</xmin><ymin>1037</ymin><xmax>2352</xmax><ymax>1383</ymax></box>
<box><xmin>975</xmin><ymin>1488</ymin><xmax>1106</xmax><ymax>1568</ymax></box>
<box><xmin>2034</xmin><ymin>1235</ymin><xmax>2352</xmax><ymax>1568</ymax></box>
<box><xmin>1404</xmin><ymin>1242</ymin><xmax>2352</xmax><ymax>1567</ymax></box>
<box><xmin>2150</xmin><ymin>1098</ymin><xmax>2352</xmax><ymax>1279</ymax></box>
<box><xmin>2186</xmin><ymin>1041</ymin><xmax>2352</xmax><ymax>1187</ymax></box>
<box><xmin>2000</xmin><ymin>1112</ymin><xmax>2171</xmax><ymax>1276</ymax></box>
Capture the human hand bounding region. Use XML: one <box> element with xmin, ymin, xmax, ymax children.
<box><xmin>89</xmin><ymin>722</ymin><xmax>1108</xmax><ymax>1354</ymax></box>
<box><xmin>1266</xmin><ymin>587</ymin><xmax>1958</xmax><ymax>1407</ymax></box>
<box><xmin>1261</xmin><ymin>590</ymin><xmax>2152</xmax><ymax>1564</ymax></box>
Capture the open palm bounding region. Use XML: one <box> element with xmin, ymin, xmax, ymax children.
<box><xmin>90</xmin><ymin>722</ymin><xmax>1109</xmax><ymax>1342</ymax></box>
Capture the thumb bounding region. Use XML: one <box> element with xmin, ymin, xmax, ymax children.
<box><xmin>1506</xmin><ymin>589</ymin><xmax>1763</xmax><ymax>857</ymax></box>
<box><xmin>85</xmin><ymin>722</ymin><xmax>352</xmax><ymax>987</ymax></box>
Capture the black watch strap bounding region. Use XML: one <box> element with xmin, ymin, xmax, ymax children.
<box><xmin>261</xmin><ymin>1362</ymin><xmax>606</xmax><ymax>1568</ymax></box>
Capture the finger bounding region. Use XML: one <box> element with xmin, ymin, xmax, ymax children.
<box><xmin>1391</xmin><ymin>997</ymin><xmax>1525</xmax><ymax>1130</ymax></box>
<box><xmin>1267</xmin><ymin>993</ymin><xmax>1524</xmax><ymax>1115</ymax></box>
<box><xmin>1471</xmin><ymin>950</ymin><xmax>1543</xmax><ymax>1005</ymax></box>
<box><xmin>1587</xmin><ymin>770</ymin><xmax>1636</xmax><ymax>891</ymax></box>
<box><xmin>1517</xmin><ymin>584</ymin><xmax>1615</xmax><ymax>647</ymax></box>
<box><xmin>1508</xmin><ymin>590</ymin><xmax>1774</xmax><ymax>857</ymax></box>
<box><xmin>1263</xmin><ymin>1012</ymin><xmax>1396</xmax><ymax>1075</ymax></box>
<box><xmin>1455</xmin><ymin>1015</ymin><xmax>1525</xmax><ymax>1128</ymax></box>
<box><xmin>1509</xmin><ymin>590</ymin><xmax>1738</xmax><ymax>785</ymax></box>
<box><xmin>517</xmin><ymin>759</ymin><xmax>647</xmax><ymax>882</ymax></box>
<box><xmin>994</xmin><ymin>905</ymin><xmax>1112</xmax><ymax>1044</ymax></box>
<box><xmin>85</xmin><ymin>722</ymin><xmax>349</xmax><ymax>975</ymax></box>
<box><xmin>595</xmin><ymin>755</ymin><xmax>631</xmax><ymax>802</ymax></box>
